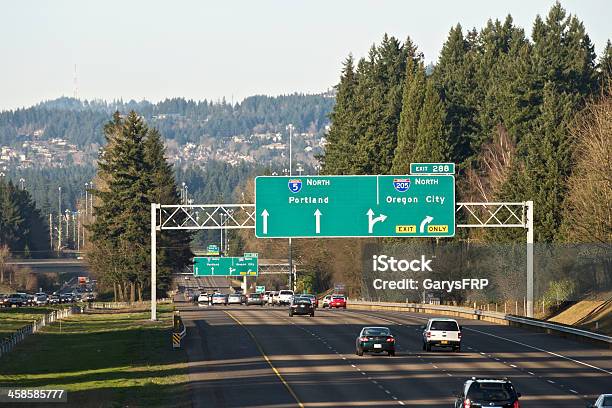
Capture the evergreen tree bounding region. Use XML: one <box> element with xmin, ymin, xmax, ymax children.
<box><xmin>413</xmin><ymin>80</ymin><xmax>449</xmax><ymax>162</ymax></box>
<box><xmin>143</xmin><ymin>128</ymin><xmax>193</xmax><ymax>293</ymax></box>
<box><xmin>432</xmin><ymin>24</ymin><xmax>478</xmax><ymax>166</ymax></box>
<box><xmin>90</xmin><ymin>112</ymin><xmax>155</xmax><ymax>301</ymax></box>
<box><xmin>599</xmin><ymin>39</ymin><xmax>612</xmax><ymax>87</ymax></box>
<box><xmin>322</xmin><ymin>55</ymin><xmax>358</xmax><ymax>174</ymax></box>
<box><xmin>392</xmin><ymin>45</ymin><xmax>426</xmax><ymax>173</ymax></box>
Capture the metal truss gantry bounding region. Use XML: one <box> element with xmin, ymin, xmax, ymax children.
<box><xmin>151</xmin><ymin>201</ymin><xmax>533</xmax><ymax>320</ymax></box>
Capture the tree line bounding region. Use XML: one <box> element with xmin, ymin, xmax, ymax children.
<box><xmin>322</xmin><ymin>3</ymin><xmax>611</xmax><ymax>243</ymax></box>
<box><xmin>0</xmin><ymin>93</ymin><xmax>334</xmax><ymax>147</ymax></box>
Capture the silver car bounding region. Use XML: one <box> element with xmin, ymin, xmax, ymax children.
<box><xmin>589</xmin><ymin>394</ymin><xmax>612</xmax><ymax>408</ymax></box>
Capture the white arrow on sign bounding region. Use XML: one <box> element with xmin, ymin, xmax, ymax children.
<box><xmin>314</xmin><ymin>209</ymin><xmax>322</xmax><ymax>234</ymax></box>
<box><xmin>211</xmin><ymin>266</ymin><xmax>215</xmax><ymax>275</ymax></box>
<box><xmin>419</xmin><ymin>215</ymin><xmax>433</xmax><ymax>233</ymax></box>
<box><xmin>367</xmin><ymin>209</ymin><xmax>387</xmax><ymax>233</ymax></box>
<box><xmin>261</xmin><ymin>209</ymin><xmax>269</xmax><ymax>234</ymax></box>
<box><xmin>229</xmin><ymin>267</ymin><xmax>236</xmax><ymax>274</ymax></box>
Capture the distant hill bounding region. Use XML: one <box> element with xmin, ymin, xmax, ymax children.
<box><xmin>0</xmin><ymin>93</ymin><xmax>335</xmax><ymax>147</ymax></box>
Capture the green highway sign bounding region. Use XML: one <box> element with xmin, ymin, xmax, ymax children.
<box><xmin>193</xmin><ymin>256</ymin><xmax>258</xmax><ymax>276</ymax></box>
<box><xmin>255</xmin><ymin>286</ymin><xmax>265</xmax><ymax>293</ymax></box>
<box><xmin>410</xmin><ymin>163</ymin><xmax>455</xmax><ymax>175</ymax></box>
<box><xmin>206</xmin><ymin>244</ymin><xmax>220</xmax><ymax>256</ymax></box>
<box><xmin>255</xmin><ymin>175</ymin><xmax>455</xmax><ymax>238</ymax></box>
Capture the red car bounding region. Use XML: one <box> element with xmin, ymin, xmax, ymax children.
<box><xmin>329</xmin><ymin>295</ymin><xmax>346</xmax><ymax>309</ymax></box>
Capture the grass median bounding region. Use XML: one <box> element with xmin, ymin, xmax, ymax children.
<box><xmin>0</xmin><ymin>305</ymin><xmax>73</xmax><ymax>335</ymax></box>
<box><xmin>0</xmin><ymin>304</ymin><xmax>190</xmax><ymax>408</ymax></box>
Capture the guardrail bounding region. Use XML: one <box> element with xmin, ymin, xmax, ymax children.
<box><xmin>347</xmin><ymin>300</ymin><xmax>612</xmax><ymax>349</ymax></box>
<box><xmin>0</xmin><ymin>306</ymin><xmax>81</xmax><ymax>359</ymax></box>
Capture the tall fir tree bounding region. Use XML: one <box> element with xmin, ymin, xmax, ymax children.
<box><xmin>432</xmin><ymin>24</ymin><xmax>478</xmax><ymax>167</ymax></box>
<box><xmin>413</xmin><ymin>80</ymin><xmax>450</xmax><ymax>163</ymax></box>
<box><xmin>599</xmin><ymin>39</ymin><xmax>612</xmax><ymax>87</ymax></box>
<box><xmin>143</xmin><ymin>128</ymin><xmax>193</xmax><ymax>293</ymax></box>
<box><xmin>392</xmin><ymin>41</ymin><xmax>426</xmax><ymax>174</ymax></box>
<box><xmin>322</xmin><ymin>55</ymin><xmax>358</xmax><ymax>174</ymax></box>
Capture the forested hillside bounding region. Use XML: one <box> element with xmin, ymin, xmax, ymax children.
<box><xmin>0</xmin><ymin>93</ymin><xmax>334</xmax><ymax>147</ymax></box>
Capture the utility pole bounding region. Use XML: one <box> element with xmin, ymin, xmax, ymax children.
<box><xmin>49</xmin><ymin>213</ymin><xmax>53</xmax><ymax>251</ymax></box>
<box><xmin>58</xmin><ymin>187</ymin><xmax>62</xmax><ymax>252</ymax></box>
<box><xmin>286</xmin><ymin>124</ymin><xmax>294</xmax><ymax>291</ymax></box>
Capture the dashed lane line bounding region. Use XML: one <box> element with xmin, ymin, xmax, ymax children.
<box><xmin>225</xmin><ymin>311</ymin><xmax>304</xmax><ymax>408</ymax></box>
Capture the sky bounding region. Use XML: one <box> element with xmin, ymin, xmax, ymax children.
<box><xmin>0</xmin><ymin>0</ymin><xmax>610</xmax><ymax>111</ymax></box>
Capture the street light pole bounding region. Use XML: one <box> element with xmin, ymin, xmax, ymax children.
<box><xmin>58</xmin><ymin>187</ymin><xmax>62</xmax><ymax>252</ymax></box>
<box><xmin>286</xmin><ymin>124</ymin><xmax>295</xmax><ymax>292</ymax></box>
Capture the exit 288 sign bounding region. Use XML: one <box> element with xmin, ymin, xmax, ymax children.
<box><xmin>255</xmin><ymin>175</ymin><xmax>455</xmax><ymax>238</ymax></box>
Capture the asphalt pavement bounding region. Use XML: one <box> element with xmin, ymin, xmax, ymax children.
<box><xmin>176</xmin><ymin>301</ymin><xmax>612</xmax><ymax>408</ymax></box>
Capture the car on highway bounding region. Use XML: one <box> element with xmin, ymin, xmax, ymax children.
<box><xmin>246</xmin><ymin>293</ymin><xmax>265</xmax><ymax>306</ymax></box>
<box><xmin>322</xmin><ymin>295</ymin><xmax>332</xmax><ymax>308</ymax></box>
<box><xmin>26</xmin><ymin>294</ymin><xmax>36</xmax><ymax>306</ymax></box>
<box><xmin>211</xmin><ymin>293</ymin><xmax>228</xmax><ymax>305</ymax></box>
<box><xmin>48</xmin><ymin>294</ymin><xmax>60</xmax><ymax>304</ymax></box>
<box><xmin>270</xmin><ymin>291</ymin><xmax>279</xmax><ymax>305</ymax></box>
<box><xmin>6</xmin><ymin>293</ymin><xmax>29</xmax><ymax>307</ymax></box>
<box><xmin>355</xmin><ymin>326</ymin><xmax>395</xmax><ymax>356</ymax></box>
<box><xmin>197</xmin><ymin>293</ymin><xmax>210</xmax><ymax>304</ymax></box>
<box><xmin>277</xmin><ymin>290</ymin><xmax>294</xmax><ymax>306</ymax></box>
<box><xmin>228</xmin><ymin>293</ymin><xmax>243</xmax><ymax>305</ymax></box>
<box><xmin>329</xmin><ymin>295</ymin><xmax>347</xmax><ymax>309</ymax></box>
<box><xmin>262</xmin><ymin>291</ymin><xmax>271</xmax><ymax>304</ymax></box>
<box><xmin>82</xmin><ymin>293</ymin><xmax>95</xmax><ymax>302</ymax></box>
<box><xmin>422</xmin><ymin>318</ymin><xmax>461</xmax><ymax>351</ymax></box>
<box><xmin>34</xmin><ymin>293</ymin><xmax>48</xmax><ymax>305</ymax></box>
<box><xmin>588</xmin><ymin>394</ymin><xmax>612</xmax><ymax>408</ymax></box>
<box><xmin>299</xmin><ymin>293</ymin><xmax>318</xmax><ymax>308</ymax></box>
<box><xmin>289</xmin><ymin>297</ymin><xmax>315</xmax><ymax>317</ymax></box>
<box><xmin>454</xmin><ymin>377</ymin><xmax>521</xmax><ymax>408</ymax></box>
<box><xmin>0</xmin><ymin>294</ymin><xmax>9</xmax><ymax>307</ymax></box>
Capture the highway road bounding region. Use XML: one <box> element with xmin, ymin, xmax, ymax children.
<box><xmin>177</xmin><ymin>302</ymin><xmax>611</xmax><ymax>408</ymax></box>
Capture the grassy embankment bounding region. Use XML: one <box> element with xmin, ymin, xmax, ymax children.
<box><xmin>0</xmin><ymin>305</ymin><xmax>72</xmax><ymax>335</ymax></box>
<box><xmin>0</xmin><ymin>304</ymin><xmax>190</xmax><ymax>408</ymax></box>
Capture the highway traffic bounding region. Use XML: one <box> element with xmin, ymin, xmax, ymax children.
<box><xmin>178</xmin><ymin>300</ymin><xmax>612</xmax><ymax>407</ymax></box>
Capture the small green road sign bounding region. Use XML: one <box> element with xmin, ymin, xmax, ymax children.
<box><xmin>244</xmin><ymin>252</ymin><xmax>258</xmax><ymax>258</ymax></box>
<box><xmin>255</xmin><ymin>286</ymin><xmax>265</xmax><ymax>293</ymax></box>
<box><xmin>206</xmin><ymin>244</ymin><xmax>220</xmax><ymax>256</ymax></box>
<box><xmin>193</xmin><ymin>256</ymin><xmax>258</xmax><ymax>276</ymax></box>
<box><xmin>410</xmin><ymin>163</ymin><xmax>455</xmax><ymax>175</ymax></box>
<box><xmin>255</xmin><ymin>175</ymin><xmax>455</xmax><ymax>238</ymax></box>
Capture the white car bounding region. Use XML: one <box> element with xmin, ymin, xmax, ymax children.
<box><xmin>322</xmin><ymin>295</ymin><xmax>332</xmax><ymax>308</ymax></box>
<box><xmin>228</xmin><ymin>293</ymin><xmax>243</xmax><ymax>305</ymax></box>
<box><xmin>277</xmin><ymin>290</ymin><xmax>294</xmax><ymax>306</ymax></box>
<box><xmin>34</xmin><ymin>293</ymin><xmax>48</xmax><ymax>306</ymax></box>
<box><xmin>211</xmin><ymin>293</ymin><xmax>228</xmax><ymax>305</ymax></box>
<box><xmin>197</xmin><ymin>293</ymin><xmax>209</xmax><ymax>303</ymax></box>
<box><xmin>422</xmin><ymin>318</ymin><xmax>461</xmax><ymax>352</ymax></box>
<box><xmin>589</xmin><ymin>394</ymin><xmax>612</xmax><ymax>408</ymax></box>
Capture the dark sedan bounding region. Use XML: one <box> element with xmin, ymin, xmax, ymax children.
<box><xmin>289</xmin><ymin>297</ymin><xmax>315</xmax><ymax>317</ymax></box>
<box><xmin>355</xmin><ymin>326</ymin><xmax>395</xmax><ymax>356</ymax></box>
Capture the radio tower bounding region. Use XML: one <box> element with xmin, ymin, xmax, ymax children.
<box><xmin>73</xmin><ymin>64</ymin><xmax>78</xmax><ymax>99</ymax></box>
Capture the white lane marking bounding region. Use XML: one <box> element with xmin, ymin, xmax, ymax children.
<box><xmin>385</xmin><ymin>390</ymin><xmax>391</xmax><ymax>395</ymax></box>
<box><xmin>392</xmin><ymin>396</ymin><xmax>398</xmax><ymax>400</ymax></box>
<box><xmin>570</xmin><ymin>389</ymin><xmax>578</xmax><ymax>394</ymax></box>
<box><xmin>510</xmin><ymin>364</ymin><xmax>517</xmax><ymax>368</ymax></box>
<box><xmin>361</xmin><ymin>372</ymin><xmax>366</xmax><ymax>375</ymax></box>
<box><xmin>447</xmin><ymin>373</ymin><xmax>452</xmax><ymax>376</ymax></box>
<box><xmin>373</xmin><ymin>380</ymin><xmax>378</xmax><ymax>384</ymax></box>
<box><xmin>464</xmin><ymin>326</ymin><xmax>612</xmax><ymax>376</ymax></box>
<box><xmin>354</xmin><ymin>309</ymin><xmax>612</xmax><ymax>376</ymax></box>
<box><xmin>398</xmin><ymin>401</ymin><xmax>405</xmax><ymax>405</ymax></box>
<box><xmin>351</xmin><ymin>364</ymin><xmax>356</xmax><ymax>368</ymax></box>
<box><xmin>528</xmin><ymin>371</ymin><xmax>535</xmax><ymax>376</ymax></box>
<box><xmin>547</xmin><ymin>380</ymin><xmax>555</xmax><ymax>384</ymax></box>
